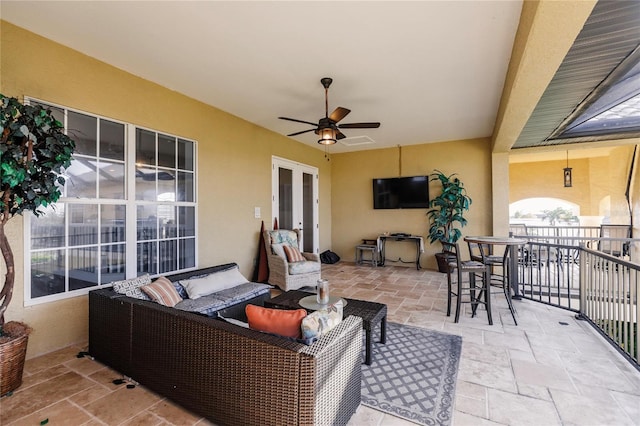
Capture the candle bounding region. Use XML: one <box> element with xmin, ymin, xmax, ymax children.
<box><xmin>316</xmin><ymin>279</ymin><xmax>329</xmax><ymax>304</ymax></box>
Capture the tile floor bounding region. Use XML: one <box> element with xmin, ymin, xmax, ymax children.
<box><xmin>2</xmin><ymin>262</ymin><xmax>639</xmax><ymax>425</ymax></box>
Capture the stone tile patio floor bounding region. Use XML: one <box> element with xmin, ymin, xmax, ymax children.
<box><xmin>2</xmin><ymin>262</ymin><xmax>639</xmax><ymax>425</ymax></box>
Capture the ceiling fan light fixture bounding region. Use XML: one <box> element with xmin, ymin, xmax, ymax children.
<box><xmin>317</xmin><ymin>127</ymin><xmax>337</xmax><ymax>145</ymax></box>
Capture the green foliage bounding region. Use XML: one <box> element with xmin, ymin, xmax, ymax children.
<box><xmin>541</xmin><ymin>207</ymin><xmax>578</xmax><ymax>226</ymax></box>
<box><xmin>426</xmin><ymin>170</ymin><xmax>472</xmax><ymax>244</ymax></box>
<box><xmin>0</xmin><ymin>94</ymin><xmax>75</xmax><ymax>327</ymax></box>
<box><xmin>0</xmin><ymin>95</ymin><xmax>75</xmax><ymax>220</ymax></box>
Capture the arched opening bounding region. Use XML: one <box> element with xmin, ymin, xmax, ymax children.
<box><xmin>509</xmin><ymin>197</ymin><xmax>599</xmax><ymax>226</ymax></box>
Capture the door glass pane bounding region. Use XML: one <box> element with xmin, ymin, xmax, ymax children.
<box><xmin>67</xmin><ymin>157</ymin><xmax>97</xmax><ymax>198</ymax></box>
<box><xmin>178</xmin><ymin>139</ymin><xmax>194</xmax><ymax>171</ymax></box>
<box><xmin>31</xmin><ymin>249</ymin><xmax>65</xmax><ymax>298</ymax></box>
<box><xmin>136</xmin><ymin>128</ymin><xmax>156</xmax><ymax>166</ymax></box>
<box><xmin>68</xmin><ymin>111</ymin><xmax>97</xmax><ymax>156</ymax></box>
<box><xmin>158</xmin><ymin>134</ymin><xmax>175</xmax><ymax>168</ymax></box>
<box><xmin>302</xmin><ymin>172</ymin><xmax>314</xmax><ymax>252</ymax></box>
<box><xmin>69</xmin><ymin>247</ymin><xmax>98</xmax><ymax>290</ymax></box>
<box><xmin>100</xmin><ymin>119</ymin><xmax>125</xmax><ymax>161</ymax></box>
<box><xmin>99</xmin><ymin>161</ymin><xmax>125</xmax><ymax>199</ymax></box>
<box><xmin>101</xmin><ymin>205</ymin><xmax>126</xmax><ymax>243</ymax></box>
<box><xmin>31</xmin><ymin>204</ymin><xmax>65</xmax><ymax>249</ymax></box>
<box><xmin>68</xmin><ymin>204</ymin><xmax>98</xmax><ymax>246</ymax></box>
<box><xmin>278</xmin><ymin>167</ymin><xmax>293</xmax><ymax>229</ymax></box>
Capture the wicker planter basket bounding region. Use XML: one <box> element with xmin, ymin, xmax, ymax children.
<box><xmin>0</xmin><ymin>323</ymin><xmax>30</xmax><ymax>396</ymax></box>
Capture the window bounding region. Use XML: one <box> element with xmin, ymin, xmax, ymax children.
<box><xmin>25</xmin><ymin>99</ymin><xmax>197</xmax><ymax>305</ymax></box>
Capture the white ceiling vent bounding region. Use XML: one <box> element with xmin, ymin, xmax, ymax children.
<box><xmin>338</xmin><ymin>135</ymin><xmax>375</xmax><ymax>147</ymax></box>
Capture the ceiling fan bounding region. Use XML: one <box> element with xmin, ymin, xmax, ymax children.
<box><xmin>278</xmin><ymin>77</ymin><xmax>380</xmax><ymax>145</ymax></box>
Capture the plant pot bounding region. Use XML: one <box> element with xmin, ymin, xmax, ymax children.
<box><xmin>435</xmin><ymin>252</ymin><xmax>454</xmax><ymax>273</ymax></box>
<box><xmin>0</xmin><ymin>321</ymin><xmax>31</xmax><ymax>396</ymax></box>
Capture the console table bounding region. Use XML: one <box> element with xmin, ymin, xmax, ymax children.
<box><xmin>378</xmin><ymin>235</ymin><xmax>424</xmax><ymax>270</ymax></box>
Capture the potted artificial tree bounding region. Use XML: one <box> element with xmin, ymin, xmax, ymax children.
<box><xmin>426</xmin><ymin>170</ymin><xmax>472</xmax><ymax>272</ymax></box>
<box><xmin>0</xmin><ymin>95</ymin><xmax>75</xmax><ymax>395</ymax></box>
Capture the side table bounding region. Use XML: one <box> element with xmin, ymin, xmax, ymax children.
<box><xmin>265</xmin><ymin>290</ymin><xmax>387</xmax><ymax>365</ymax></box>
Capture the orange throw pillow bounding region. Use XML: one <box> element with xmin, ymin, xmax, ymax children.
<box><xmin>246</xmin><ymin>305</ymin><xmax>307</xmax><ymax>339</ymax></box>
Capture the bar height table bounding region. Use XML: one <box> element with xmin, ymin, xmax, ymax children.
<box><xmin>463</xmin><ymin>236</ymin><xmax>527</xmax><ymax>299</ymax></box>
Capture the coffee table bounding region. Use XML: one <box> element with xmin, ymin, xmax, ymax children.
<box><xmin>265</xmin><ymin>290</ymin><xmax>387</xmax><ymax>365</ymax></box>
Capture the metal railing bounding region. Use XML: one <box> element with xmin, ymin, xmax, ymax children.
<box><xmin>511</xmin><ymin>233</ymin><xmax>639</xmax><ymax>366</ymax></box>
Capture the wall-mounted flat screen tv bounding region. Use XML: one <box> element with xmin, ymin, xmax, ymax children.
<box><xmin>372</xmin><ymin>176</ymin><xmax>430</xmax><ymax>209</ymax></box>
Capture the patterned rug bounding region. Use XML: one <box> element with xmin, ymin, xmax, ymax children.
<box><xmin>361</xmin><ymin>322</ymin><xmax>462</xmax><ymax>426</ymax></box>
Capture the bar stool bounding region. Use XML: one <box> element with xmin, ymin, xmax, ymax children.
<box><xmin>442</xmin><ymin>241</ymin><xmax>492</xmax><ymax>325</ymax></box>
<box><xmin>355</xmin><ymin>244</ymin><xmax>378</xmax><ymax>267</ymax></box>
<box><xmin>477</xmin><ymin>243</ymin><xmax>518</xmax><ymax>325</ymax></box>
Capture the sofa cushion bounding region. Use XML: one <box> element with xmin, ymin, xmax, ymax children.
<box><xmin>246</xmin><ymin>304</ymin><xmax>307</xmax><ymax>339</ymax></box>
<box><xmin>283</xmin><ymin>245</ymin><xmax>305</xmax><ymax>262</ymax></box>
<box><xmin>111</xmin><ymin>274</ymin><xmax>152</xmax><ymax>300</ymax></box>
<box><xmin>288</xmin><ymin>260</ymin><xmax>321</xmax><ymax>275</ymax></box>
<box><xmin>142</xmin><ymin>277</ymin><xmax>183</xmax><ymax>307</ymax></box>
<box><xmin>175</xmin><ymin>282</ymin><xmax>272</xmax><ymax>316</ymax></box>
<box><xmin>301</xmin><ymin>300</ymin><xmax>343</xmax><ymax>339</ymax></box>
<box><xmin>180</xmin><ymin>267</ymin><xmax>248</xmax><ymax>299</ymax></box>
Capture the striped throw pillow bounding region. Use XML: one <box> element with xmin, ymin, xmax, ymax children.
<box><xmin>142</xmin><ymin>277</ymin><xmax>183</xmax><ymax>307</ymax></box>
<box><xmin>283</xmin><ymin>245</ymin><xmax>305</xmax><ymax>263</ymax></box>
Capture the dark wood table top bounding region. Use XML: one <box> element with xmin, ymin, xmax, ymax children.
<box><xmin>265</xmin><ymin>290</ymin><xmax>387</xmax><ymax>331</ymax></box>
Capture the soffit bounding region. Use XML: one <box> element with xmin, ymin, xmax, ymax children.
<box><xmin>513</xmin><ymin>0</ymin><xmax>640</xmax><ymax>149</ymax></box>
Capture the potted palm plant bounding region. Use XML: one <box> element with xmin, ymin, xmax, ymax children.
<box><xmin>0</xmin><ymin>94</ymin><xmax>75</xmax><ymax>395</ymax></box>
<box><xmin>426</xmin><ymin>170</ymin><xmax>472</xmax><ymax>272</ymax></box>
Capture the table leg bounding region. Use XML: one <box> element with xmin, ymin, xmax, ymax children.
<box><xmin>415</xmin><ymin>240</ymin><xmax>421</xmax><ymax>270</ymax></box>
<box><xmin>380</xmin><ymin>239</ymin><xmax>386</xmax><ymax>266</ymax></box>
<box><xmin>380</xmin><ymin>316</ymin><xmax>387</xmax><ymax>344</ymax></box>
<box><xmin>365</xmin><ymin>328</ymin><xmax>372</xmax><ymax>365</ymax></box>
<box><xmin>510</xmin><ymin>245</ymin><xmax>521</xmax><ymax>299</ymax></box>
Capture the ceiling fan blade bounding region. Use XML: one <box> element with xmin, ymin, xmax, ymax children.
<box><xmin>336</xmin><ymin>131</ymin><xmax>347</xmax><ymax>140</ymax></box>
<box><xmin>278</xmin><ymin>116</ymin><xmax>318</xmax><ymax>127</ymax></box>
<box><xmin>329</xmin><ymin>107</ymin><xmax>351</xmax><ymax>123</ymax></box>
<box><xmin>338</xmin><ymin>122</ymin><xmax>381</xmax><ymax>129</ymax></box>
<box><xmin>287</xmin><ymin>128</ymin><xmax>316</xmax><ymax>137</ymax></box>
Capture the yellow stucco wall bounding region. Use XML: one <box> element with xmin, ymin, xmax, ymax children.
<box><xmin>0</xmin><ymin>21</ymin><xmax>333</xmax><ymax>357</ymax></box>
<box><xmin>509</xmin><ymin>146</ymin><xmax>636</xmax><ymax>222</ymax></box>
<box><xmin>331</xmin><ymin>139</ymin><xmax>493</xmax><ymax>270</ymax></box>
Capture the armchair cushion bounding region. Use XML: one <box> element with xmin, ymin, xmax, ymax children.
<box><xmin>267</xmin><ymin>229</ymin><xmax>299</xmax><ymax>246</ymax></box>
<box><xmin>283</xmin><ymin>245</ymin><xmax>305</xmax><ymax>262</ymax></box>
<box><xmin>288</xmin><ymin>261</ymin><xmax>321</xmax><ymax>275</ymax></box>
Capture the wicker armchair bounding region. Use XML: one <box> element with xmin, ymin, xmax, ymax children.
<box><xmin>264</xmin><ymin>229</ymin><xmax>321</xmax><ymax>291</ymax></box>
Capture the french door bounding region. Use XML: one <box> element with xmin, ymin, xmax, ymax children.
<box><xmin>272</xmin><ymin>157</ymin><xmax>319</xmax><ymax>253</ymax></box>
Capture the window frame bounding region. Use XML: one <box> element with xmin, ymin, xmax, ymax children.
<box><xmin>23</xmin><ymin>98</ymin><xmax>198</xmax><ymax>306</ymax></box>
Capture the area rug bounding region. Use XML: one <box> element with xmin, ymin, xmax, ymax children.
<box><xmin>361</xmin><ymin>322</ymin><xmax>462</xmax><ymax>426</ymax></box>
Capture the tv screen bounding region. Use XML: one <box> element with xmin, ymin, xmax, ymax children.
<box><xmin>373</xmin><ymin>176</ymin><xmax>430</xmax><ymax>209</ymax></box>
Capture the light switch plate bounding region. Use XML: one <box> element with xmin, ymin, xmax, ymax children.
<box><xmin>254</xmin><ymin>207</ymin><xmax>261</xmax><ymax>218</ymax></box>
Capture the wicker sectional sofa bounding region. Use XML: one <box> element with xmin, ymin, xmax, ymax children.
<box><xmin>88</xmin><ymin>265</ymin><xmax>363</xmax><ymax>426</ymax></box>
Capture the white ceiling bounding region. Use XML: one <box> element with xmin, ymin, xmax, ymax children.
<box><xmin>1</xmin><ymin>1</ymin><xmax>523</xmax><ymax>153</ymax></box>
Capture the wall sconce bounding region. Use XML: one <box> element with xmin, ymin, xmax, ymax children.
<box><xmin>317</xmin><ymin>127</ymin><xmax>337</xmax><ymax>145</ymax></box>
<box><xmin>563</xmin><ymin>151</ymin><xmax>572</xmax><ymax>187</ymax></box>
